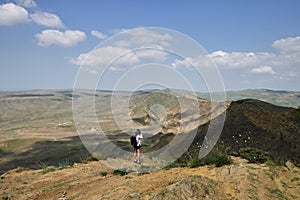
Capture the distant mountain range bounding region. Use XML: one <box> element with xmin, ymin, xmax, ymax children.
<box><xmin>199</xmin><ymin>89</ymin><xmax>300</xmax><ymax>108</ymax></box>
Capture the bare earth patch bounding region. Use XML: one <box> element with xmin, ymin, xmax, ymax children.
<box><xmin>1</xmin><ymin>157</ymin><xmax>299</xmax><ymax>200</ymax></box>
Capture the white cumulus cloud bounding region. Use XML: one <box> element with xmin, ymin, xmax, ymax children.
<box><xmin>91</xmin><ymin>30</ymin><xmax>107</xmax><ymax>39</ymax></box>
<box><xmin>114</xmin><ymin>27</ymin><xmax>173</xmax><ymax>48</ymax></box>
<box><xmin>30</xmin><ymin>11</ymin><xmax>65</xmax><ymax>28</ymax></box>
<box><xmin>8</xmin><ymin>0</ymin><xmax>65</xmax><ymax>29</ymax></box>
<box><xmin>70</xmin><ymin>46</ymin><xmax>139</xmax><ymax>71</ymax></box>
<box><xmin>70</xmin><ymin>45</ymin><xmax>169</xmax><ymax>72</ymax></box>
<box><xmin>272</xmin><ymin>36</ymin><xmax>300</xmax><ymax>54</ymax></box>
<box><xmin>0</xmin><ymin>3</ymin><xmax>29</xmax><ymax>26</ymax></box>
<box><xmin>171</xmin><ymin>37</ymin><xmax>300</xmax><ymax>72</ymax></box>
<box><xmin>35</xmin><ymin>29</ymin><xmax>86</xmax><ymax>47</ymax></box>
<box><xmin>251</xmin><ymin>66</ymin><xmax>276</xmax><ymax>75</ymax></box>
<box><xmin>171</xmin><ymin>36</ymin><xmax>300</xmax><ymax>72</ymax></box>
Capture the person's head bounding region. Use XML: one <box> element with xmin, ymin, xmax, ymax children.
<box><xmin>135</xmin><ymin>129</ymin><xmax>141</xmax><ymax>135</ymax></box>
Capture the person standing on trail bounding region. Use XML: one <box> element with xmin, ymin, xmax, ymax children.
<box><xmin>131</xmin><ymin>129</ymin><xmax>143</xmax><ymax>164</ymax></box>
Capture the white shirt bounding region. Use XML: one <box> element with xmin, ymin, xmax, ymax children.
<box><xmin>136</xmin><ymin>134</ymin><xmax>143</xmax><ymax>146</ymax></box>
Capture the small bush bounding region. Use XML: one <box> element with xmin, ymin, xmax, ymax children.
<box><xmin>83</xmin><ymin>155</ymin><xmax>98</xmax><ymax>163</ymax></box>
<box><xmin>214</xmin><ymin>154</ymin><xmax>232</xmax><ymax>167</ymax></box>
<box><xmin>239</xmin><ymin>147</ymin><xmax>269</xmax><ymax>163</ymax></box>
<box><xmin>113</xmin><ymin>169</ymin><xmax>128</xmax><ymax>176</ymax></box>
<box><xmin>163</xmin><ymin>162</ymin><xmax>186</xmax><ymax>170</ymax></box>
<box><xmin>266</xmin><ymin>161</ymin><xmax>277</xmax><ymax>168</ymax></box>
<box><xmin>41</xmin><ymin>166</ymin><xmax>56</xmax><ymax>174</ymax></box>
<box><xmin>188</xmin><ymin>152</ymin><xmax>232</xmax><ymax>168</ymax></box>
<box><xmin>163</xmin><ymin>163</ymin><xmax>177</xmax><ymax>170</ymax></box>
<box><xmin>188</xmin><ymin>157</ymin><xmax>205</xmax><ymax>168</ymax></box>
<box><xmin>58</xmin><ymin>159</ymin><xmax>73</xmax><ymax>170</ymax></box>
<box><xmin>291</xmin><ymin>177</ymin><xmax>300</xmax><ymax>182</ymax></box>
<box><xmin>1</xmin><ymin>193</ymin><xmax>9</xmax><ymax>200</ymax></box>
<box><xmin>100</xmin><ymin>171</ymin><xmax>107</xmax><ymax>176</ymax></box>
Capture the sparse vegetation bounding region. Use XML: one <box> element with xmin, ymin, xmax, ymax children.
<box><xmin>113</xmin><ymin>169</ymin><xmax>128</xmax><ymax>176</ymax></box>
<box><xmin>82</xmin><ymin>155</ymin><xmax>98</xmax><ymax>163</ymax></box>
<box><xmin>58</xmin><ymin>159</ymin><xmax>73</xmax><ymax>170</ymax></box>
<box><xmin>163</xmin><ymin>162</ymin><xmax>186</xmax><ymax>170</ymax></box>
<box><xmin>41</xmin><ymin>166</ymin><xmax>56</xmax><ymax>174</ymax></box>
<box><xmin>265</xmin><ymin>161</ymin><xmax>277</xmax><ymax>168</ymax></box>
<box><xmin>188</xmin><ymin>147</ymin><xmax>232</xmax><ymax>168</ymax></box>
<box><xmin>100</xmin><ymin>171</ymin><xmax>107</xmax><ymax>176</ymax></box>
<box><xmin>214</xmin><ymin>154</ymin><xmax>233</xmax><ymax>167</ymax></box>
<box><xmin>266</xmin><ymin>187</ymin><xmax>287</xmax><ymax>200</ymax></box>
<box><xmin>188</xmin><ymin>157</ymin><xmax>205</xmax><ymax>168</ymax></box>
<box><xmin>163</xmin><ymin>163</ymin><xmax>177</xmax><ymax>170</ymax></box>
<box><xmin>238</xmin><ymin>147</ymin><xmax>270</xmax><ymax>163</ymax></box>
<box><xmin>1</xmin><ymin>193</ymin><xmax>9</xmax><ymax>200</ymax></box>
<box><xmin>291</xmin><ymin>177</ymin><xmax>300</xmax><ymax>182</ymax></box>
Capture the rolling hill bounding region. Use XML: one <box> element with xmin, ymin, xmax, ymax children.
<box><xmin>0</xmin><ymin>89</ymin><xmax>299</xmax><ymax>199</ymax></box>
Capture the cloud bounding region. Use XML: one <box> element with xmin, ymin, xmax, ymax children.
<box><xmin>114</xmin><ymin>27</ymin><xmax>173</xmax><ymax>47</ymax></box>
<box><xmin>272</xmin><ymin>36</ymin><xmax>300</xmax><ymax>54</ymax></box>
<box><xmin>91</xmin><ymin>30</ymin><xmax>107</xmax><ymax>39</ymax></box>
<box><xmin>71</xmin><ymin>28</ymin><xmax>174</xmax><ymax>72</ymax></box>
<box><xmin>30</xmin><ymin>11</ymin><xmax>65</xmax><ymax>28</ymax></box>
<box><xmin>14</xmin><ymin>0</ymin><xmax>37</xmax><ymax>8</ymax></box>
<box><xmin>171</xmin><ymin>51</ymin><xmax>277</xmax><ymax>69</ymax></box>
<box><xmin>209</xmin><ymin>51</ymin><xmax>279</xmax><ymax>69</ymax></box>
<box><xmin>70</xmin><ymin>45</ymin><xmax>169</xmax><ymax>72</ymax></box>
<box><xmin>0</xmin><ymin>3</ymin><xmax>29</xmax><ymax>26</ymax></box>
<box><xmin>171</xmin><ymin>36</ymin><xmax>300</xmax><ymax>71</ymax></box>
<box><xmin>133</xmin><ymin>45</ymin><xmax>168</xmax><ymax>62</ymax></box>
<box><xmin>70</xmin><ymin>46</ymin><xmax>139</xmax><ymax>71</ymax></box>
<box><xmin>35</xmin><ymin>29</ymin><xmax>86</xmax><ymax>47</ymax></box>
<box><xmin>251</xmin><ymin>66</ymin><xmax>276</xmax><ymax>75</ymax></box>
<box><xmin>8</xmin><ymin>0</ymin><xmax>65</xmax><ymax>29</ymax></box>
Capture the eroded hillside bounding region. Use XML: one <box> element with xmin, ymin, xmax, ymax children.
<box><xmin>0</xmin><ymin>157</ymin><xmax>299</xmax><ymax>200</ymax></box>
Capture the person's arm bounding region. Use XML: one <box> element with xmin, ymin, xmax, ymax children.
<box><xmin>140</xmin><ymin>134</ymin><xmax>143</xmax><ymax>143</ymax></box>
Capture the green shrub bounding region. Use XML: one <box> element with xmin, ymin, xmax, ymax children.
<box><xmin>1</xmin><ymin>193</ymin><xmax>9</xmax><ymax>200</ymax></box>
<box><xmin>265</xmin><ymin>161</ymin><xmax>277</xmax><ymax>168</ymax></box>
<box><xmin>41</xmin><ymin>166</ymin><xmax>56</xmax><ymax>174</ymax></box>
<box><xmin>163</xmin><ymin>163</ymin><xmax>177</xmax><ymax>170</ymax></box>
<box><xmin>163</xmin><ymin>162</ymin><xmax>186</xmax><ymax>170</ymax></box>
<box><xmin>291</xmin><ymin>177</ymin><xmax>300</xmax><ymax>182</ymax></box>
<box><xmin>113</xmin><ymin>169</ymin><xmax>128</xmax><ymax>176</ymax></box>
<box><xmin>58</xmin><ymin>159</ymin><xmax>73</xmax><ymax>170</ymax></box>
<box><xmin>188</xmin><ymin>150</ymin><xmax>232</xmax><ymax>168</ymax></box>
<box><xmin>188</xmin><ymin>157</ymin><xmax>205</xmax><ymax>168</ymax></box>
<box><xmin>239</xmin><ymin>147</ymin><xmax>269</xmax><ymax>163</ymax></box>
<box><xmin>100</xmin><ymin>171</ymin><xmax>107</xmax><ymax>176</ymax></box>
<box><xmin>214</xmin><ymin>154</ymin><xmax>232</xmax><ymax>167</ymax></box>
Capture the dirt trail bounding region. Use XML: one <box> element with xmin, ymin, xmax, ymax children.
<box><xmin>1</xmin><ymin>157</ymin><xmax>299</xmax><ymax>200</ymax></box>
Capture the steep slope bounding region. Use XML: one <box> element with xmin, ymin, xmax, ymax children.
<box><xmin>179</xmin><ymin>99</ymin><xmax>300</xmax><ymax>165</ymax></box>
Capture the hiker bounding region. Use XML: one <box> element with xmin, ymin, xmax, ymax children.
<box><xmin>131</xmin><ymin>129</ymin><xmax>143</xmax><ymax>164</ymax></box>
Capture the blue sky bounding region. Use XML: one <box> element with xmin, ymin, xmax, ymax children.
<box><xmin>0</xmin><ymin>0</ymin><xmax>300</xmax><ymax>91</ymax></box>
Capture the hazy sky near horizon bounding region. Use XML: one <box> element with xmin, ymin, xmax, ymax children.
<box><xmin>0</xmin><ymin>0</ymin><xmax>300</xmax><ymax>91</ymax></box>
